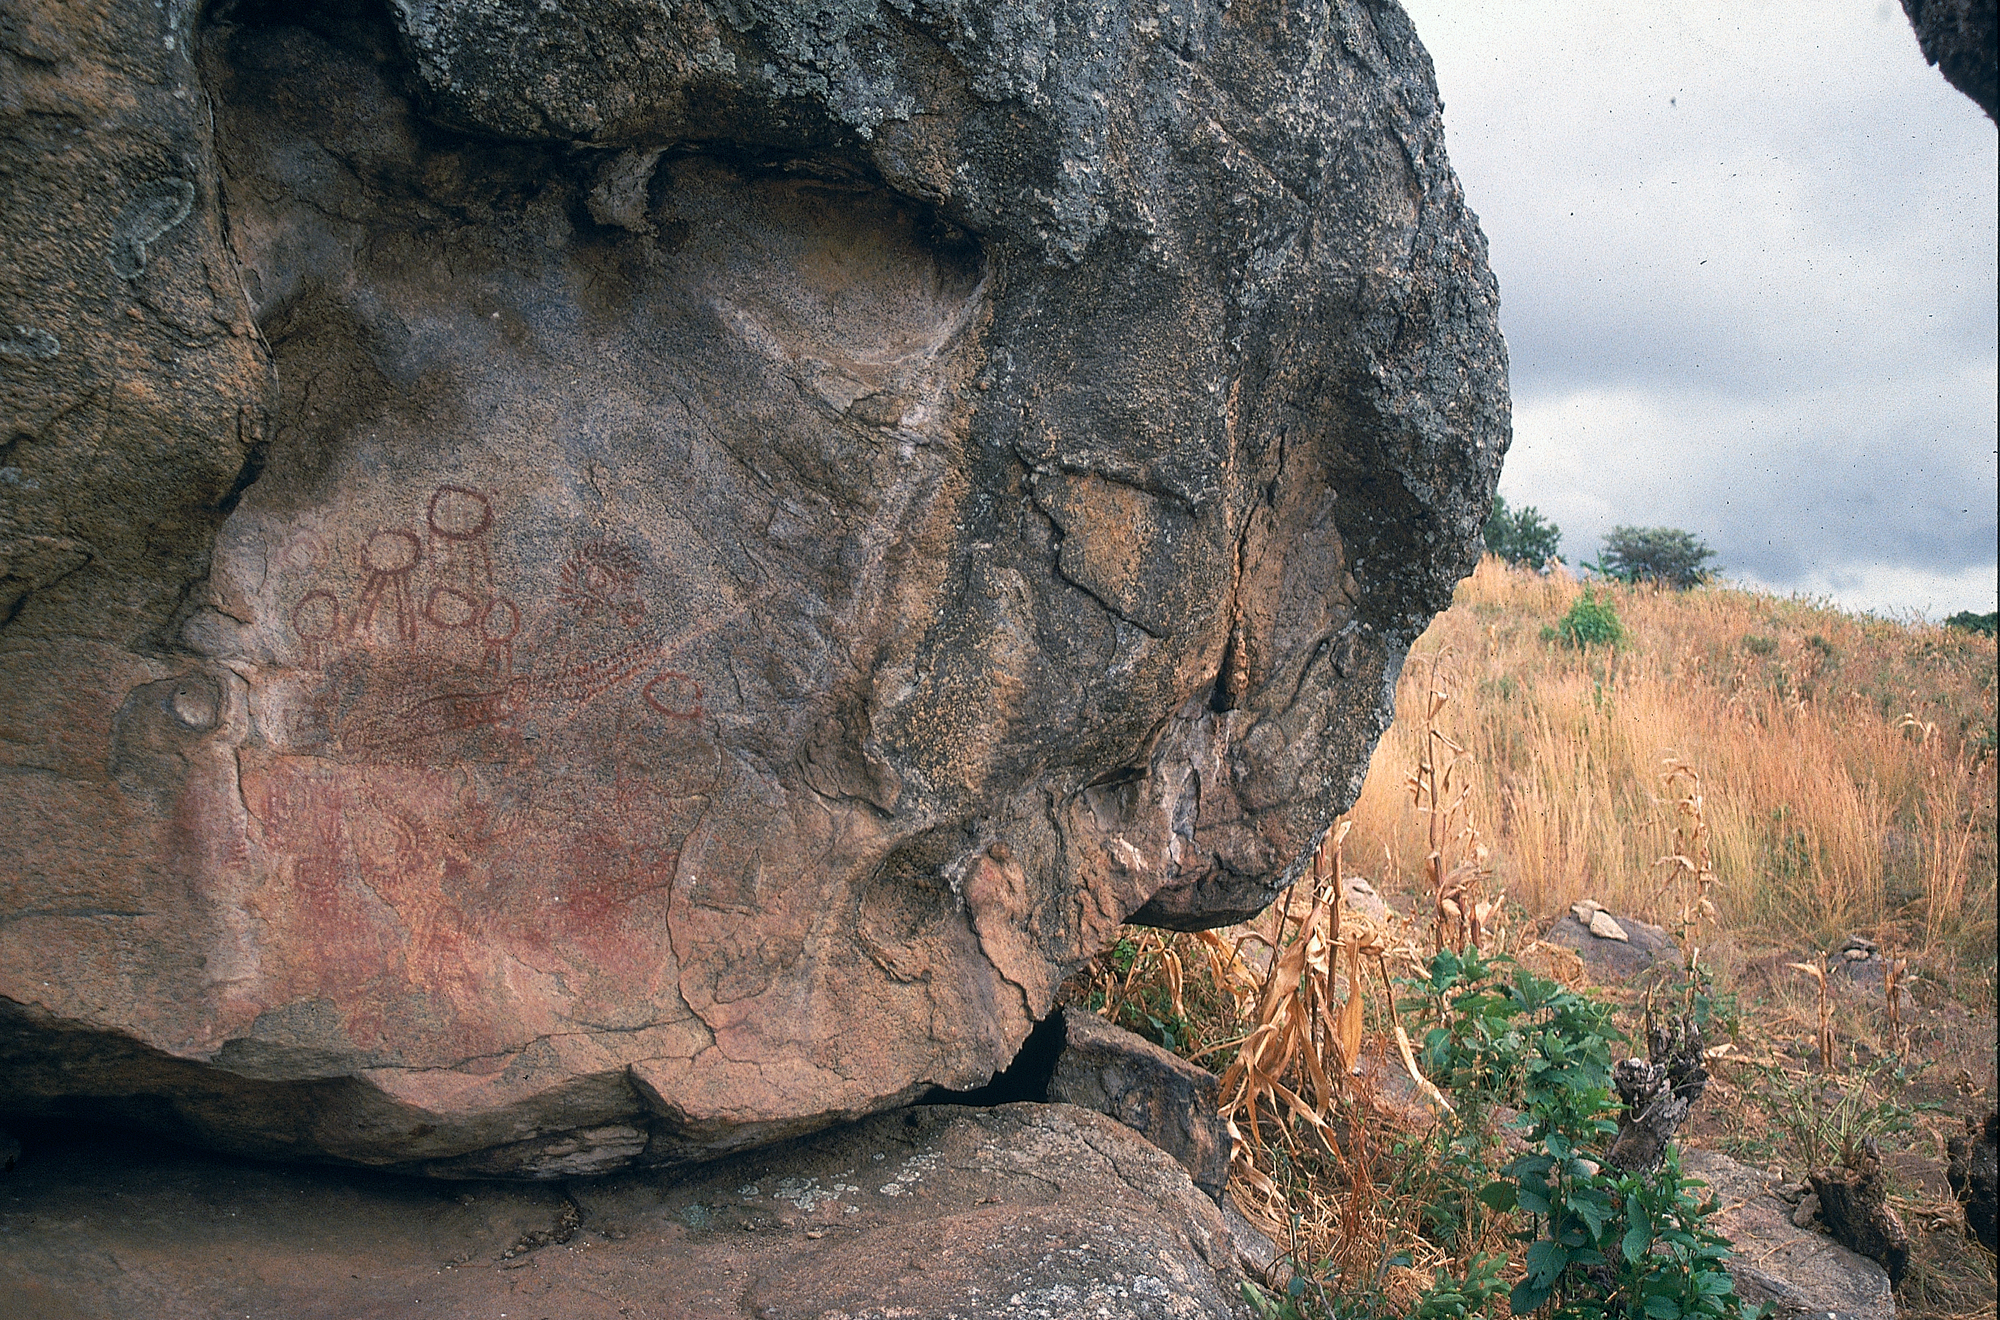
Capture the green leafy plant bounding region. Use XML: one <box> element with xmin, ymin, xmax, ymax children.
<box><xmin>1242</xmin><ymin>1252</ymin><xmax>1510</xmax><ymax>1320</ymax></box>
<box><xmin>1401</xmin><ymin>951</ymin><xmax>1761</xmax><ymax>1320</ymax></box>
<box><xmin>1480</xmin><ymin>1151</ymin><xmax>1754</xmax><ymax>1320</ymax></box>
<box><xmin>1410</xmin><ymin>949</ymin><xmax>1620</xmax><ymax>1118</ymax></box>
<box><xmin>1485</xmin><ymin>495</ymin><xmax>1565</xmax><ymax>570</ymax></box>
<box><xmin>1546</xmin><ymin>588</ymin><xmax>1626</xmax><ymax>649</ymax></box>
<box><xmin>1592</xmin><ymin>527</ymin><xmax>1719</xmax><ymax>590</ymax></box>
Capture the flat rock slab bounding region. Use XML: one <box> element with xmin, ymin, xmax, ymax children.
<box><xmin>1048</xmin><ymin>1008</ymin><xmax>1232</xmax><ymax>1198</ymax></box>
<box><xmin>1681</xmin><ymin>1148</ymin><xmax>1894</xmax><ymax>1320</ymax></box>
<box><xmin>0</xmin><ymin>1103</ymin><xmax>1248</xmax><ymax>1319</ymax></box>
<box><xmin>1544</xmin><ymin>913</ymin><xmax>1680</xmax><ymax>981</ymax></box>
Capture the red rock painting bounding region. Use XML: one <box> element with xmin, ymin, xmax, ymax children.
<box><xmin>247</xmin><ymin>487</ymin><xmax>722</xmax><ymax>1054</ymax></box>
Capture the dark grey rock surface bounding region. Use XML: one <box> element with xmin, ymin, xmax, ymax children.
<box><xmin>1049</xmin><ymin>1007</ymin><xmax>1232</xmax><ymax>1198</ymax></box>
<box><xmin>1946</xmin><ymin>1111</ymin><xmax>1998</xmax><ymax>1254</ymax></box>
<box><xmin>1900</xmin><ymin>0</ymin><xmax>1998</xmax><ymax>121</ymax></box>
<box><xmin>1544</xmin><ymin>912</ymin><xmax>1680</xmax><ymax>981</ymax></box>
<box><xmin>0</xmin><ymin>0</ymin><xmax>1507</xmax><ymax>1173</ymax></box>
<box><xmin>0</xmin><ymin>1103</ymin><xmax>1252</xmax><ymax>1318</ymax></box>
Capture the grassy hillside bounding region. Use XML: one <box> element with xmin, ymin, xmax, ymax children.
<box><xmin>1076</xmin><ymin>559</ymin><xmax>1996</xmax><ymax>1320</ymax></box>
<box><xmin>1348</xmin><ymin>557</ymin><xmax>1997</xmax><ymax>986</ymax></box>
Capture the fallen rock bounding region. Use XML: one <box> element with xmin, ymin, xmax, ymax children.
<box><xmin>1341</xmin><ymin>875</ymin><xmax>1398</xmax><ymax>926</ymax></box>
<box><xmin>1681</xmin><ymin>1148</ymin><xmax>1895</xmax><ymax>1320</ymax></box>
<box><xmin>1946</xmin><ymin>1110</ymin><xmax>1998</xmax><ymax>1253</ymax></box>
<box><xmin>1544</xmin><ymin>912</ymin><xmax>1679</xmax><ymax>980</ymax></box>
<box><xmin>0</xmin><ymin>1103</ymin><xmax>1251</xmax><ymax>1318</ymax></box>
<box><xmin>0</xmin><ymin>0</ymin><xmax>1505</xmax><ymax>1173</ymax></box>
<box><xmin>1048</xmin><ymin>1008</ymin><xmax>1232</xmax><ymax>1199</ymax></box>
<box><xmin>1588</xmin><ymin>910</ymin><xmax>1630</xmax><ymax>942</ymax></box>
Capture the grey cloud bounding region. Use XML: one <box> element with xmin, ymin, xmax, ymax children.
<box><xmin>1506</xmin><ymin>383</ymin><xmax>1996</xmax><ymax>585</ymax></box>
<box><xmin>1406</xmin><ymin>0</ymin><xmax>1997</xmax><ymax>614</ymax></box>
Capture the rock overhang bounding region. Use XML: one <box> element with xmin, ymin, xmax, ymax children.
<box><xmin>0</xmin><ymin>0</ymin><xmax>1508</xmax><ymax>1176</ymax></box>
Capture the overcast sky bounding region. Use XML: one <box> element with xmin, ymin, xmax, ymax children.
<box><xmin>1400</xmin><ymin>0</ymin><xmax>1998</xmax><ymax>618</ymax></box>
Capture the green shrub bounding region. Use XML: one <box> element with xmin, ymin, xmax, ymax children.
<box><xmin>1593</xmin><ymin>527</ymin><xmax>1719</xmax><ymax>589</ymax></box>
<box><xmin>1410</xmin><ymin>951</ymin><xmax>1762</xmax><ymax>1320</ymax></box>
<box><xmin>1243</xmin><ymin>951</ymin><xmax>1760</xmax><ymax>1320</ymax></box>
<box><xmin>1484</xmin><ymin>495</ymin><xmax>1564</xmax><ymax>570</ymax></box>
<box><xmin>1550</xmin><ymin>588</ymin><xmax>1625</xmax><ymax>649</ymax></box>
<box><xmin>1943</xmin><ymin>610</ymin><xmax>1997</xmax><ymax>636</ymax></box>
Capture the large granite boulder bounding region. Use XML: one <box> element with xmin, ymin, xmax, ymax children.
<box><xmin>0</xmin><ymin>0</ymin><xmax>1507</xmax><ymax>1174</ymax></box>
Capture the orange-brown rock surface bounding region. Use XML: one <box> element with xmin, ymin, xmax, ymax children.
<box><xmin>0</xmin><ymin>0</ymin><xmax>1507</xmax><ymax>1173</ymax></box>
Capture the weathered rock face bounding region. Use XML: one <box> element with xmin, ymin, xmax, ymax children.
<box><xmin>1048</xmin><ymin>1007</ymin><xmax>1232</xmax><ymax>1198</ymax></box>
<box><xmin>0</xmin><ymin>0</ymin><xmax>1507</xmax><ymax>1174</ymax></box>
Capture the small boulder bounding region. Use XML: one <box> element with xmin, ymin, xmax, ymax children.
<box><xmin>1808</xmin><ymin>1140</ymin><xmax>1909</xmax><ymax>1284</ymax></box>
<box><xmin>1588</xmin><ymin>910</ymin><xmax>1630</xmax><ymax>942</ymax></box>
<box><xmin>1827</xmin><ymin>943</ymin><xmax>1916</xmax><ymax>1014</ymax></box>
<box><xmin>1048</xmin><ymin>1009</ymin><xmax>1232</xmax><ymax>1199</ymax></box>
<box><xmin>1545</xmin><ymin>912</ymin><xmax>1679</xmax><ymax>980</ymax></box>
<box><xmin>1342</xmin><ymin>875</ymin><xmax>1398</xmax><ymax>926</ymax></box>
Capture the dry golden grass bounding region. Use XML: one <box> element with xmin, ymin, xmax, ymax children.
<box><xmin>1077</xmin><ymin>826</ymin><xmax>1464</xmax><ymax>1294</ymax></box>
<box><xmin>1346</xmin><ymin>558</ymin><xmax>1998</xmax><ymax>988</ymax></box>
<box><xmin>1073</xmin><ymin>562</ymin><xmax>1997</xmax><ymax>1317</ymax></box>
